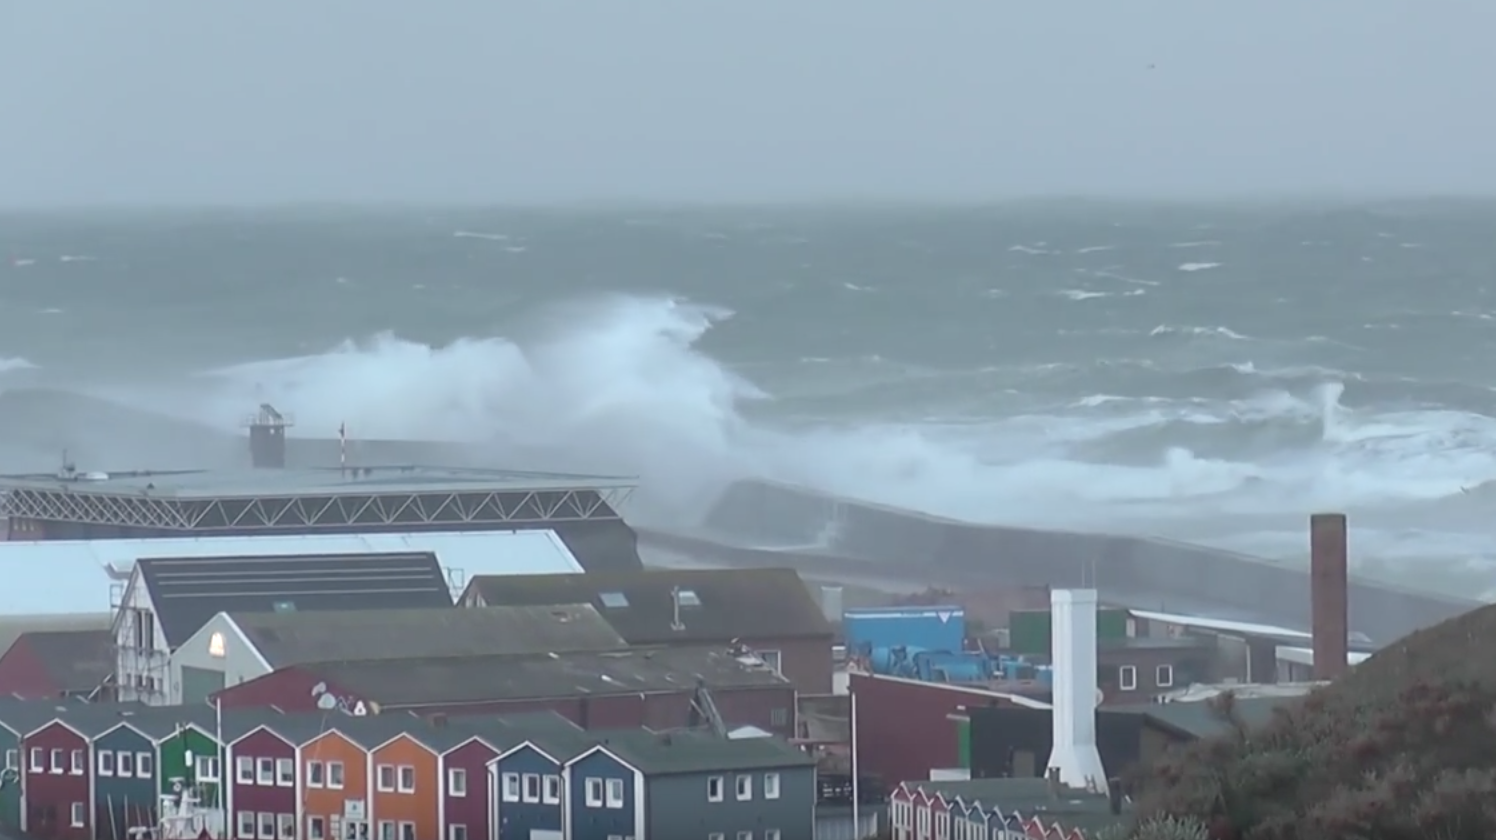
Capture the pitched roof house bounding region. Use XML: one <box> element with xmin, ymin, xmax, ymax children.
<box><xmin>0</xmin><ymin>629</ymin><xmax>114</xmax><ymax>700</ymax></box>
<box><xmin>461</xmin><ymin>568</ymin><xmax>835</xmax><ymax>691</ymax></box>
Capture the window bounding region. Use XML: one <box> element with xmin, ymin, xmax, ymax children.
<box><xmin>99</xmin><ymin>751</ymin><xmax>116</xmax><ymax>776</ymax></box>
<box><xmin>275</xmin><ymin>758</ymin><xmax>294</xmax><ymax>786</ymax></box>
<box><xmin>196</xmin><ymin>755</ymin><xmax>222</xmax><ymax>781</ymax></box>
<box><xmin>237</xmin><ymin>810</ymin><xmax>256</xmax><ymax>839</ymax></box>
<box><xmin>327</xmin><ymin>761</ymin><xmax>345</xmax><ymax>789</ymax></box>
<box><xmin>675</xmin><ymin>588</ymin><xmax>701</xmax><ymax>607</ymax></box>
<box><xmin>770</xmin><ymin>707</ymin><xmax>789</xmax><ymax>727</ymax></box>
<box><xmin>501</xmin><ymin>773</ymin><xmax>520</xmax><ymax>802</ymax></box>
<box><xmin>447</xmin><ymin>767</ymin><xmax>467</xmax><ymax>796</ymax></box>
<box><xmin>3</xmin><ymin>749</ymin><xmax>13</xmax><ymax>770</ymax></box>
<box><xmin>757</xmin><ymin>649</ymin><xmax>782</xmax><ymax>674</ymax></box>
<box><xmin>376</xmin><ymin>764</ymin><xmax>396</xmax><ymax>792</ymax></box>
<box><xmin>70</xmin><ymin>802</ymin><xmax>85</xmax><ymax>827</ymax></box>
<box><xmin>397</xmin><ymin>765</ymin><xmax>415</xmax><ymax>793</ymax></box>
<box><xmin>763</xmin><ymin>772</ymin><xmax>781</xmax><ymax>799</ymax></box>
<box><xmin>707</xmin><ymin>775</ymin><xmax>724</xmax><ymax>802</ymax></box>
<box><xmin>28</xmin><ymin>748</ymin><xmax>41</xmax><ymax>772</ymax></box>
<box><xmin>136</xmin><ymin>752</ymin><xmax>153</xmax><ymax>778</ymax></box>
<box><xmin>256</xmin><ymin>758</ymin><xmax>275</xmax><ymax>785</ymax></box>
<box><xmin>584</xmin><ymin>777</ymin><xmax>604</xmax><ymax>808</ymax></box>
<box><xmin>236</xmin><ymin>757</ymin><xmax>254</xmax><ymax>783</ymax></box>
<box><xmin>399</xmin><ymin>823</ymin><xmax>415</xmax><ymax>840</ymax></box>
<box><xmin>117</xmin><ymin>751</ymin><xmax>135</xmax><ymax>777</ymax></box>
<box><xmin>542</xmin><ymin>774</ymin><xmax>561</xmax><ymax>804</ymax></box>
<box><xmin>737</xmin><ymin>833</ymin><xmax>752</xmax><ymax>840</ymax></box>
<box><xmin>709</xmin><ymin>835</ymin><xmax>724</xmax><ymax>840</ymax></box>
<box><xmin>522</xmin><ymin>773</ymin><xmax>540</xmax><ymax>803</ymax></box>
<box><xmin>605</xmin><ymin>778</ymin><xmax>624</xmax><ymax>808</ymax></box>
<box><xmin>766</xmin><ymin>831</ymin><xmax>781</xmax><ymax>840</ymax></box>
<box><xmin>599</xmin><ymin>591</ymin><xmax>629</xmax><ymax>608</ymax></box>
<box><xmin>257</xmin><ymin>811</ymin><xmax>275</xmax><ymax>840</ymax></box>
<box><xmin>448</xmin><ymin>826</ymin><xmax>467</xmax><ymax>840</ymax></box>
<box><xmin>736</xmin><ymin>773</ymin><xmax>753</xmax><ymax>801</ymax></box>
<box><xmin>50</xmin><ymin>748</ymin><xmax>63</xmax><ymax>774</ymax></box>
<box><xmin>308</xmin><ymin>817</ymin><xmax>326</xmax><ymax>840</ymax></box>
<box><xmin>377</xmin><ymin>821</ymin><xmax>395</xmax><ymax>840</ymax></box>
<box><xmin>71</xmin><ymin>750</ymin><xmax>85</xmax><ymax>775</ymax></box>
<box><xmin>277</xmin><ymin>813</ymin><xmax>295</xmax><ymax>839</ymax></box>
<box><xmin>1119</xmin><ymin>665</ymin><xmax>1138</xmax><ymax>691</ymax></box>
<box><xmin>1156</xmin><ymin>663</ymin><xmax>1175</xmax><ymax>688</ymax></box>
<box><xmin>306</xmin><ymin>761</ymin><xmax>325</xmax><ymax>788</ymax></box>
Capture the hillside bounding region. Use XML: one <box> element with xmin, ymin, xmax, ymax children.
<box><xmin>1127</xmin><ymin>601</ymin><xmax>1496</xmax><ymax>840</ymax></box>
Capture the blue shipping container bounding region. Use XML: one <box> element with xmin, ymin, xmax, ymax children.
<box><xmin>843</xmin><ymin>606</ymin><xmax>966</xmax><ymax>654</ymax></box>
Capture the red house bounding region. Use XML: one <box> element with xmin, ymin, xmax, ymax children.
<box><xmin>0</xmin><ymin>630</ymin><xmax>112</xmax><ymax>700</ymax></box>
<box><xmin>225</xmin><ymin>724</ymin><xmax>302</xmax><ymax>840</ymax></box>
<box><xmin>437</xmin><ymin>736</ymin><xmax>500</xmax><ymax>840</ymax></box>
<box><xmin>851</xmin><ymin>672</ymin><xmax>1045</xmax><ymax>786</ymax></box>
<box><xmin>21</xmin><ymin>719</ymin><xmax>91</xmax><ymax>840</ymax></box>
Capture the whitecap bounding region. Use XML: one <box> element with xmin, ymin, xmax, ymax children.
<box><xmin>1168</xmin><ymin>240</ymin><xmax>1221</xmax><ymax>248</ymax></box>
<box><xmin>1178</xmin><ymin>262</ymin><xmax>1221</xmax><ymax>272</ymax></box>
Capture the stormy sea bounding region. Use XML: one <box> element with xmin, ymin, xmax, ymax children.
<box><xmin>3</xmin><ymin>200</ymin><xmax>1496</xmax><ymax>600</ymax></box>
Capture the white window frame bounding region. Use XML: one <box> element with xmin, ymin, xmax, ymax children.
<box><xmin>736</xmin><ymin>774</ymin><xmax>753</xmax><ymax>801</ymax></box>
<box><xmin>542</xmin><ymin>774</ymin><xmax>561</xmax><ymax>804</ymax></box>
<box><xmin>447</xmin><ymin>825</ymin><xmax>467</xmax><ymax>840</ymax></box>
<box><xmin>522</xmin><ymin>773</ymin><xmax>541</xmax><ymax>803</ymax></box>
<box><xmin>256</xmin><ymin>758</ymin><xmax>275</xmax><ymax>785</ymax></box>
<box><xmin>377</xmin><ymin>821</ymin><xmax>395</xmax><ymax>840</ymax></box>
<box><xmin>256</xmin><ymin>811</ymin><xmax>275</xmax><ymax>840</ymax></box>
<box><xmin>447</xmin><ymin>767</ymin><xmax>467</xmax><ymax>797</ymax></box>
<box><xmin>501</xmin><ymin>772</ymin><xmax>520</xmax><ymax>802</ymax></box>
<box><xmin>236</xmin><ymin>756</ymin><xmax>254</xmax><ymax>784</ymax></box>
<box><xmin>308</xmin><ymin>816</ymin><xmax>326</xmax><ymax>840</ymax></box>
<box><xmin>584</xmin><ymin>777</ymin><xmax>604</xmax><ymax>808</ymax></box>
<box><xmin>28</xmin><ymin>748</ymin><xmax>41</xmax><ymax>773</ymax></box>
<box><xmin>399</xmin><ymin>822</ymin><xmax>415</xmax><ymax>840</ymax></box>
<box><xmin>707</xmin><ymin>775</ymin><xmax>724</xmax><ymax>802</ymax></box>
<box><xmin>117</xmin><ymin>750</ymin><xmax>135</xmax><ymax>778</ymax></box>
<box><xmin>765</xmin><ymin>831</ymin><xmax>781</xmax><ymax>840</ymax></box>
<box><xmin>70</xmin><ymin>802</ymin><xmax>85</xmax><ymax>827</ymax></box>
<box><xmin>50</xmin><ymin>748</ymin><xmax>63</xmax><ymax>774</ymax></box>
<box><xmin>3</xmin><ymin>749</ymin><xmax>14</xmax><ymax>770</ymax></box>
<box><xmin>709</xmin><ymin>834</ymin><xmax>724</xmax><ymax>840</ymax></box>
<box><xmin>196</xmin><ymin>755</ymin><xmax>222</xmax><ymax>781</ymax></box>
<box><xmin>98</xmin><ymin>751</ymin><xmax>116</xmax><ymax>776</ymax></box>
<box><xmin>275</xmin><ymin>758</ymin><xmax>295</xmax><ymax>787</ymax></box>
<box><xmin>376</xmin><ymin>764</ymin><xmax>396</xmax><ymax>792</ymax></box>
<box><xmin>737</xmin><ymin>832</ymin><xmax>752</xmax><ymax>840</ymax></box>
<box><xmin>763</xmin><ymin>772</ymin><xmax>780</xmax><ymax>799</ymax></box>
<box><xmin>1156</xmin><ymin>663</ymin><xmax>1175</xmax><ymax>688</ymax></box>
<box><xmin>70</xmin><ymin>750</ymin><xmax>85</xmax><ymax>775</ymax></box>
<box><xmin>237</xmin><ymin>810</ymin><xmax>256</xmax><ymax>839</ymax></box>
<box><xmin>136</xmin><ymin>751</ymin><xmax>153</xmax><ymax>778</ymax></box>
<box><xmin>1119</xmin><ymin>664</ymin><xmax>1138</xmax><ymax>691</ymax></box>
<box><xmin>605</xmin><ymin>777</ymin><xmax>624</xmax><ymax>809</ymax></box>
<box><xmin>327</xmin><ymin>760</ymin><xmax>345</xmax><ymax>790</ymax></box>
<box><xmin>277</xmin><ymin>813</ymin><xmax>295</xmax><ymax>839</ymax></box>
<box><xmin>305</xmin><ymin>760</ymin><xmax>324</xmax><ymax>788</ymax></box>
<box><xmin>397</xmin><ymin>765</ymin><xmax>416</xmax><ymax>794</ymax></box>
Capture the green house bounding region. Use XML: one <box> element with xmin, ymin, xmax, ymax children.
<box><xmin>144</xmin><ymin>720</ymin><xmax>224</xmax><ymax>808</ymax></box>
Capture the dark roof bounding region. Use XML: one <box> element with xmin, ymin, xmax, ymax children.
<box><xmin>20</xmin><ymin>629</ymin><xmax>114</xmax><ymax>695</ymax></box>
<box><xmin>464</xmin><ymin>568</ymin><xmax>832</xmax><ymax>645</ymax></box>
<box><xmin>230</xmin><ymin>603</ymin><xmax>627</xmax><ymax>667</ymax></box>
<box><xmin>137</xmin><ymin>552</ymin><xmax>455</xmax><ymax>646</ymax></box>
<box><xmin>908</xmin><ymin>778</ymin><xmax>1125</xmax><ymax>832</ymax></box>
<box><xmin>298</xmin><ymin>644</ymin><xmax>790</xmax><ymax>708</ymax></box>
<box><xmin>599</xmin><ymin>728</ymin><xmax>815</xmax><ymax>775</ymax></box>
<box><xmin>1111</xmin><ymin>696</ymin><xmax>1293</xmax><ymax>740</ymax></box>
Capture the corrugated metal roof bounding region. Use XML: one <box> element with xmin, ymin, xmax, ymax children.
<box><xmin>1275</xmin><ymin>645</ymin><xmax>1374</xmax><ymax>668</ymax></box>
<box><xmin>1130</xmin><ymin>608</ymin><xmax>1311</xmax><ymax>641</ymax></box>
<box><xmin>0</xmin><ymin>531</ymin><xmax>584</xmax><ymax>615</ymax></box>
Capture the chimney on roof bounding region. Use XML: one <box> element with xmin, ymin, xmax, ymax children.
<box><xmin>1310</xmin><ymin>513</ymin><xmax>1350</xmax><ymax>681</ymax></box>
<box><xmin>1044</xmin><ymin>589</ymin><xmax>1108</xmax><ymax>797</ymax></box>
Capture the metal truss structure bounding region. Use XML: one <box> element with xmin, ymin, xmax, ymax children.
<box><xmin>1</xmin><ymin>485</ymin><xmax>634</xmax><ymax>532</ymax></box>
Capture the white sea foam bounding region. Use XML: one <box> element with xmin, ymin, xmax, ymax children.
<box><xmin>1178</xmin><ymin>262</ymin><xmax>1222</xmax><ymax>272</ymax></box>
<box><xmin>172</xmin><ymin>294</ymin><xmax>1496</xmax><ymax>535</ymax></box>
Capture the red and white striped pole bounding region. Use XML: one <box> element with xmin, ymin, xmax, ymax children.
<box><xmin>339</xmin><ymin>422</ymin><xmax>347</xmax><ymax>473</ymax></box>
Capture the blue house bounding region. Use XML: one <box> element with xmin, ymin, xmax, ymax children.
<box><xmin>563</xmin><ymin>745</ymin><xmax>641</xmax><ymax>840</ymax></box>
<box><xmin>86</xmin><ymin>719</ymin><xmax>159</xmax><ymax>836</ymax></box>
<box><xmin>492</xmin><ymin>740</ymin><xmax>566</xmax><ymax>840</ymax></box>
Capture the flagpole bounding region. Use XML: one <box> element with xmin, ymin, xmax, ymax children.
<box><xmin>850</xmin><ymin>689</ymin><xmax>861</xmax><ymax>838</ymax></box>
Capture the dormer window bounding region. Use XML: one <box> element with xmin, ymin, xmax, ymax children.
<box><xmin>676</xmin><ymin>589</ymin><xmax>701</xmax><ymax>607</ymax></box>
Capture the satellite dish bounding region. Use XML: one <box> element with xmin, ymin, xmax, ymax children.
<box><xmin>1096</xmin><ymin>687</ymin><xmax>1106</xmax><ymax>708</ymax></box>
<box><xmin>351</xmin><ymin>701</ymin><xmax>367</xmax><ymax>717</ymax></box>
<box><xmin>315</xmin><ymin>694</ymin><xmax>338</xmax><ymax>711</ymax></box>
<box><xmin>311</xmin><ymin>682</ymin><xmax>328</xmax><ymax>696</ymax></box>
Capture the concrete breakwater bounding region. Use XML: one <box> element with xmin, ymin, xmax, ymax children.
<box><xmin>677</xmin><ymin>478</ymin><xmax>1479</xmax><ymax>644</ymax></box>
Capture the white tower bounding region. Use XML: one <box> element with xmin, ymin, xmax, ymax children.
<box><xmin>1045</xmin><ymin>588</ymin><xmax>1109</xmax><ymax>795</ymax></box>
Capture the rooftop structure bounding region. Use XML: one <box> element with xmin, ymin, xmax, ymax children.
<box><xmin>0</xmin><ymin>628</ymin><xmax>114</xmax><ymax>700</ymax></box>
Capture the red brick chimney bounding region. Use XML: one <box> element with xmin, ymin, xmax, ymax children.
<box><xmin>1309</xmin><ymin>513</ymin><xmax>1349</xmax><ymax>680</ymax></box>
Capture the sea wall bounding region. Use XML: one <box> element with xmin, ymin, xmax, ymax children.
<box><xmin>695</xmin><ymin>479</ymin><xmax>1478</xmax><ymax>644</ymax></box>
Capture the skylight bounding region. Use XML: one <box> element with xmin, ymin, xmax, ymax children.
<box><xmin>676</xmin><ymin>588</ymin><xmax>702</xmax><ymax>607</ymax></box>
<box><xmin>599</xmin><ymin>591</ymin><xmax>629</xmax><ymax>609</ymax></box>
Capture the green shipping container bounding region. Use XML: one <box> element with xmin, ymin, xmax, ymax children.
<box><xmin>1008</xmin><ymin>608</ymin><xmax>1129</xmax><ymax>655</ymax></box>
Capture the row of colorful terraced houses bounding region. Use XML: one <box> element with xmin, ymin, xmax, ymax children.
<box><xmin>0</xmin><ymin>699</ymin><xmax>817</xmax><ymax>840</ymax></box>
<box><xmin>888</xmin><ymin>778</ymin><xmax>1128</xmax><ymax>840</ymax></box>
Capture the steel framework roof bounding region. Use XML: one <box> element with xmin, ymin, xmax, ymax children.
<box><xmin>0</xmin><ymin>466</ymin><xmax>634</xmax><ymax>531</ymax></box>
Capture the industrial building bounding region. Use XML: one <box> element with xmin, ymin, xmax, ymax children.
<box><xmin>460</xmin><ymin>567</ymin><xmax>837</xmax><ymax>691</ymax></box>
<box><xmin>214</xmin><ymin>644</ymin><xmax>799</xmax><ymax>735</ymax></box>
<box><xmin>170</xmin><ymin>603</ymin><xmax>629</xmax><ymax>704</ymax></box>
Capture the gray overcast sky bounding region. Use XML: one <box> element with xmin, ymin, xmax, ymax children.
<box><xmin>1</xmin><ymin>2</ymin><xmax>1490</xmax><ymax>205</ymax></box>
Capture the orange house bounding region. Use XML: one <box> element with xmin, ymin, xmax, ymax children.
<box><xmin>368</xmin><ymin>731</ymin><xmax>440</xmax><ymax>840</ymax></box>
<box><xmin>299</xmin><ymin>729</ymin><xmax>372</xmax><ymax>840</ymax></box>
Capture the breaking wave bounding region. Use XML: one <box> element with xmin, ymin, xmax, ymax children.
<box><xmin>8</xmin><ymin>294</ymin><xmax>1496</xmax><ymax>534</ymax></box>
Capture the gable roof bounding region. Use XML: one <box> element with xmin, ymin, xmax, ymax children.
<box><xmin>137</xmin><ymin>552</ymin><xmax>455</xmax><ymax>646</ymax></box>
<box><xmin>464</xmin><ymin>567</ymin><xmax>832</xmax><ymax>644</ymax></box>
<box><xmin>228</xmin><ymin>603</ymin><xmax>627</xmax><ymax>667</ymax></box>
<box><xmin>294</xmin><ymin>644</ymin><xmax>788</xmax><ymax>708</ymax></box>
<box><xmin>594</xmin><ymin>728</ymin><xmax>815</xmax><ymax>775</ymax></box>
<box><xmin>0</xmin><ymin>614</ymin><xmax>111</xmax><ymax>661</ymax></box>
<box><xmin>17</xmin><ymin>629</ymin><xmax>114</xmax><ymax>696</ymax></box>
